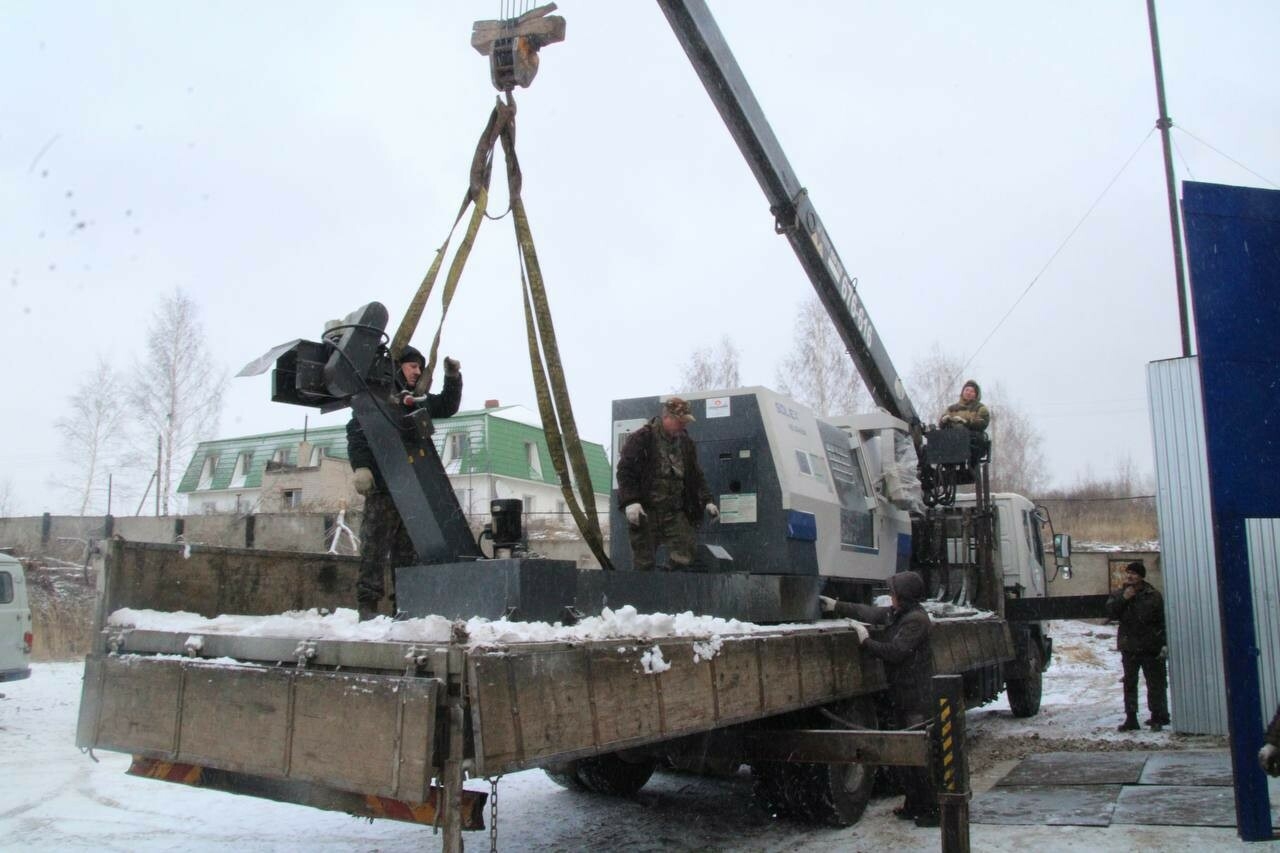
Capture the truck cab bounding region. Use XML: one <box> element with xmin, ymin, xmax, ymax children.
<box><xmin>954</xmin><ymin>491</ymin><xmax>1049</xmax><ymax>601</ymax></box>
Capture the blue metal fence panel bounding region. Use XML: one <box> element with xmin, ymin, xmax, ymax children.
<box><xmin>1182</xmin><ymin>180</ymin><xmax>1280</xmax><ymax>840</ymax></box>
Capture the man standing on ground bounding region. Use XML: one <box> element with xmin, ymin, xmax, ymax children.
<box><xmin>1106</xmin><ymin>560</ymin><xmax>1169</xmax><ymax>732</ymax></box>
<box><xmin>347</xmin><ymin>345</ymin><xmax>462</xmax><ymax>620</ymax></box>
<box><xmin>820</xmin><ymin>571</ymin><xmax>939</xmax><ymax>827</ymax></box>
<box><xmin>616</xmin><ymin>397</ymin><xmax>717</xmax><ymax>571</ymax></box>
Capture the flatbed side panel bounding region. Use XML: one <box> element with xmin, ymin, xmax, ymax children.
<box><xmin>78</xmin><ymin>655</ymin><xmax>439</xmax><ymax>803</ymax></box>
<box><xmin>468</xmin><ymin>631</ymin><xmax>890</xmax><ymax>776</ymax></box>
<box><xmin>931</xmin><ymin>620</ymin><xmax>1015</xmax><ymax>674</ymax></box>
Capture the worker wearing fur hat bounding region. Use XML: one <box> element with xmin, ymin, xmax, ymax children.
<box><xmin>941</xmin><ymin>379</ymin><xmax>990</xmax><ymax>432</ymax></box>
<box><xmin>616</xmin><ymin>397</ymin><xmax>717</xmax><ymax>571</ymax></box>
<box><xmin>346</xmin><ymin>345</ymin><xmax>462</xmax><ymax>620</ymax></box>
<box><xmin>1106</xmin><ymin>560</ymin><xmax>1169</xmax><ymax>732</ymax></box>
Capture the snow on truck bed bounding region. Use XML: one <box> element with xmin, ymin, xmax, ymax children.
<box><xmin>106</xmin><ymin>598</ymin><xmax>996</xmax><ymax>652</ymax></box>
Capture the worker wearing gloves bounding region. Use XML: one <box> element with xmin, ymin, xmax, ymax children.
<box><xmin>940</xmin><ymin>379</ymin><xmax>990</xmax><ymax>432</ymax></box>
<box><xmin>1106</xmin><ymin>560</ymin><xmax>1169</xmax><ymax>732</ymax></box>
<box><xmin>616</xmin><ymin>397</ymin><xmax>716</xmax><ymax>571</ymax></box>
<box><xmin>1259</xmin><ymin>705</ymin><xmax>1280</xmax><ymax>777</ymax></box>
<box><xmin>820</xmin><ymin>571</ymin><xmax>939</xmax><ymax>827</ymax></box>
<box><xmin>346</xmin><ymin>345</ymin><xmax>462</xmax><ymax>620</ymax></box>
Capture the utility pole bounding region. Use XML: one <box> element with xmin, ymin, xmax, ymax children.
<box><xmin>1146</xmin><ymin>0</ymin><xmax>1192</xmax><ymax>357</ymax></box>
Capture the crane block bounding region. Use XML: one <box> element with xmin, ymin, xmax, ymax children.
<box><xmin>471</xmin><ymin>4</ymin><xmax>566</xmax><ymax>92</ymax></box>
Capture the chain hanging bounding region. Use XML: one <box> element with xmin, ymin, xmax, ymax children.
<box><xmin>487</xmin><ymin>775</ymin><xmax>502</xmax><ymax>852</ymax></box>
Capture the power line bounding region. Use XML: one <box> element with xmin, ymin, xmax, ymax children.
<box><xmin>1175</xmin><ymin>125</ymin><xmax>1279</xmax><ymax>189</ymax></box>
<box><xmin>954</xmin><ymin>128</ymin><xmax>1157</xmax><ymax>382</ymax></box>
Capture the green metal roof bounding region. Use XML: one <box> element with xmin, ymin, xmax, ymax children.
<box><xmin>178</xmin><ymin>406</ymin><xmax>611</xmax><ymax>496</ymax></box>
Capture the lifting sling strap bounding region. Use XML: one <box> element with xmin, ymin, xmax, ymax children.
<box><xmin>392</xmin><ymin>93</ymin><xmax>614</xmax><ymax>571</ymax></box>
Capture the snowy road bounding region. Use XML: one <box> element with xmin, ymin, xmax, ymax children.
<box><xmin>0</xmin><ymin>623</ymin><xmax>1269</xmax><ymax>851</ymax></box>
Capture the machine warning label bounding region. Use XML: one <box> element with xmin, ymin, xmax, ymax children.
<box><xmin>705</xmin><ymin>397</ymin><xmax>731</xmax><ymax>418</ymax></box>
<box><xmin>718</xmin><ymin>493</ymin><xmax>757</xmax><ymax>523</ymax></box>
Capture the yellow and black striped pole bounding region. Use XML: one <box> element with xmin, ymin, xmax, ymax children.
<box><xmin>932</xmin><ymin>674</ymin><xmax>971</xmax><ymax>853</ymax></box>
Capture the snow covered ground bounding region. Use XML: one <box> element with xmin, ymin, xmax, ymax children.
<box><xmin>1</xmin><ymin>621</ymin><xmax>1273</xmax><ymax>851</ymax></box>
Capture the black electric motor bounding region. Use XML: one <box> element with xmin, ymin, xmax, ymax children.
<box><xmin>489</xmin><ymin>499</ymin><xmax>524</xmax><ymax>554</ymax></box>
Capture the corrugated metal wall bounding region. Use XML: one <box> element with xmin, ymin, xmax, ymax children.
<box><xmin>1147</xmin><ymin>357</ymin><xmax>1225</xmax><ymax>735</ymax></box>
<box><xmin>1246</xmin><ymin>518</ymin><xmax>1280</xmax><ymax>722</ymax></box>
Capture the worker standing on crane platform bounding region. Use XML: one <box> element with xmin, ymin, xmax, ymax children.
<box><xmin>347</xmin><ymin>345</ymin><xmax>462</xmax><ymax>619</ymax></box>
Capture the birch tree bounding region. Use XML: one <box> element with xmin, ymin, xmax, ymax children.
<box><xmin>54</xmin><ymin>359</ymin><xmax>130</xmax><ymax>515</ymax></box>
<box><xmin>128</xmin><ymin>290</ymin><xmax>227</xmax><ymax>515</ymax></box>
<box><xmin>678</xmin><ymin>335</ymin><xmax>741</xmax><ymax>392</ymax></box>
<box><xmin>775</xmin><ymin>296</ymin><xmax>869</xmax><ymax>416</ymax></box>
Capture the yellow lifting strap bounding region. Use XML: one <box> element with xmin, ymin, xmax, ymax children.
<box><xmin>392</xmin><ymin>93</ymin><xmax>614</xmax><ymax>571</ymax></box>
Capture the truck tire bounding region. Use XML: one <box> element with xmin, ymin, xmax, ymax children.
<box><xmin>1006</xmin><ymin>640</ymin><xmax>1044</xmax><ymax>718</ymax></box>
<box><xmin>542</xmin><ymin>760</ymin><xmax>589</xmax><ymax>791</ymax></box>
<box><xmin>574</xmin><ymin>753</ymin><xmax>656</xmax><ymax>796</ymax></box>
<box><xmin>751</xmin><ymin>699</ymin><xmax>877</xmax><ymax>827</ymax></box>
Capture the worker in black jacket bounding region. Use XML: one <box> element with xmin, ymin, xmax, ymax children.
<box><xmin>346</xmin><ymin>345</ymin><xmax>461</xmax><ymax>620</ymax></box>
<box><xmin>821</xmin><ymin>571</ymin><xmax>939</xmax><ymax>827</ymax></box>
<box><xmin>1106</xmin><ymin>560</ymin><xmax>1169</xmax><ymax>731</ymax></box>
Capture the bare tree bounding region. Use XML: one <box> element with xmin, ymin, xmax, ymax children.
<box><xmin>775</xmin><ymin>296</ymin><xmax>869</xmax><ymax>416</ymax></box>
<box><xmin>984</xmin><ymin>382</ymin><xmax>1049</xmax><ymax>497</ymax></box>
<box><xmin>0</xmin><ymin>478</ymin><xmax>14</xmax><ymax>517</ymax></box>
<box><xmin>53</xmin><ymin>359</ymin><xmax>131</xmax><ymax>515</ymax></box>
<box><xmin>128</xmin><ymin>290</ymin><xmax>227</xmax><ymax>515</ymax></box>
<box><xmin>678</xmin><ymin>335</ymin><xmax>741</xmax><ymax>392</ymax></box>
<box><xmin>906</xmin><ymin>342</ymin><xmax>967</xmax><ymax>426</ymax></box>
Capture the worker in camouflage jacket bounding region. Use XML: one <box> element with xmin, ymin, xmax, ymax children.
<box><xmin>941</xmin><ymin>379</ymin><xmax>990</xmax><ymax>432</ymax></box>
<box><xmin>820</xmin><ymin>571</ymin><xmax>939</xmax><ymax>826</ymax></box>
<box><xmin>1106</xmin><ymin>560</ymin><xmax>1169</xmax><ymax>731</ymax></box>
<box><xmin>346</xmin><ymin>344</ymin><xmax>462</xmax><ymax>620</ymax></box>
<box><xmin>1260</xmin><ymin>704</ymin><xmax>1280</xmax><ymax>777</ymax></box>
<box><xmin>616</xmin><ymin>397</ymin><xmax>717</xmax><ymax>571</ymax></box>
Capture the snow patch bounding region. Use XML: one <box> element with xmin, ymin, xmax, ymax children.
<box><xmin>639</xmin><ymin>645</ymin><xmax>671</xmax><ymax>674</ymax></box>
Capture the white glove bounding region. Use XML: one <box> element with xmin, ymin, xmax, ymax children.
<box><xmin>705</xmin><ymin>502</ymin><xmax>719</xmax><ymax>520</ymax></box>
<box><xmin>818</xmin><ymin>595</ymin><xmax>837</xmax><ymax>615</ymax></box>
<box><xmin>352</xmin><ymin>468</ymin><xmax>374</xmax><ymax>495</ymax></box>
<box><xmin>1260</xmin><ymin>744</ymin><xmax>1280</xmax><ymax>776</ymax></box>
<box><xmin>852</xmin><ymin>622</ymin><xmax>869</xmax><ymax>644</ymax></box>
<box><xmin>625</xmin><ymin>503</ymin><xmax>646</xmax><ymax>527</ymax></box>
<box><xmin>444</xmin><ymin>357</ymin><xmax>461</xmax><ymax>377</ymax></box>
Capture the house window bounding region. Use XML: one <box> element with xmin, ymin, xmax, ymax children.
<box><xmin>309</xmin><ymin>446</ymin><xmax>323</xmax><ymax>466</ymax></box>
<box><xmin>454</xmin><ymin>488</ymin><xmax>472</xmax><ymax>512</ymax></box>
<box><xmin>282</xmin><ymin>489</ymin><xmax>301</xmax><ymax>509</ymax></box>
<box><xmin>442</xmin><ymin>432</ymin><xmax>469</xmax><ymax>473</ymax></box>
<box><xmin>272</xmin><ymin>448</ymin><xmax>290</xmax><ymax>465</ymax></box>
<box><xmin>197</xmin><ymin>456</ymin><xmax>216</xmax><ymax>490</ymax></box>
<box><xmin>229</xmin><ymin>452</ymin><xmax>251</xmax><ymax>489</ymax></box>
<box><xmin>522</xmin><ymin>494</ymin><xmax>536</xmax><ymax>515</ymax></box>
<box><xmin>557</xmin><ymin>500</ymin><xmax>567</xmax><ymax>518</ymax></box>
<box><xmin>525</xmin><ymin>441</ymin><xmax>543</xmax><ymax>479</ymax></box>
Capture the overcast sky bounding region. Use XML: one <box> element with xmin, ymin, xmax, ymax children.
<box><xmin>3</xmin><ymin>1</ymin><xmax>1277</xmax><ymax>516</ymax></box>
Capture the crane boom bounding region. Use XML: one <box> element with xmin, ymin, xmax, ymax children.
<box><xmin>656</xmin><ymin>0</ymin><xmax>921</xmax><ymax>433</ymax></box>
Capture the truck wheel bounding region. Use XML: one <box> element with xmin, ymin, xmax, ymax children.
<box><xmin>751</xmin><ymin>699</ymin><xmax>877</xmax><ymax>827</ymax></box>
<box><xmin>1006</xmin><ymin>641</ymin><xmax>1044</xmax><ymax>718</ymax></box>
<box><xmin>542</xmin><ymin>760</ymin><xmax>588</xmax><ymax>791</ymax></box>
<box><xmin>574</xmin><ymin>753</ymin><xmax>656</xmax><ymax>795</ymax></box>
<box><xmin>805</xmin><ymin>698</ymin><xmax>877</xmax><ymax>826</ymax></box>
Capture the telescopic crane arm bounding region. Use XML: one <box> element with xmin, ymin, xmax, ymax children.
<box><xmin>656</xmin><ymin>0</ymin><xmax>923</xmax><ymax>444</ymax></box>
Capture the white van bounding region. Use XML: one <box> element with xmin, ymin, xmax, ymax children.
<box><xmin>0</xmin><ymin>553</ymin><xmax>32</xmax><ymax>682</ymax></box>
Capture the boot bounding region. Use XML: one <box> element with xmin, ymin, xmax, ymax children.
<box><xmin>357</xmin><ymin>601</ymin><xmax>379</xmax><ymax>622</ymax></box>
<box><xmin>1117</xmin><ymin>716</ymin><xmax>1140</xmax><ymax>732</ymax></box>
<box><xmin>1145</xmin><ymin>715</ymin><xmax>1171</xmax><ymax>726</ymax></box>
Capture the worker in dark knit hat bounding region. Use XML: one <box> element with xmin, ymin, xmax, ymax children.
<box><xmin>1106</xmin><ymin>560</ymin><xmax>1169</xmax><ymax>732</ymax></box>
